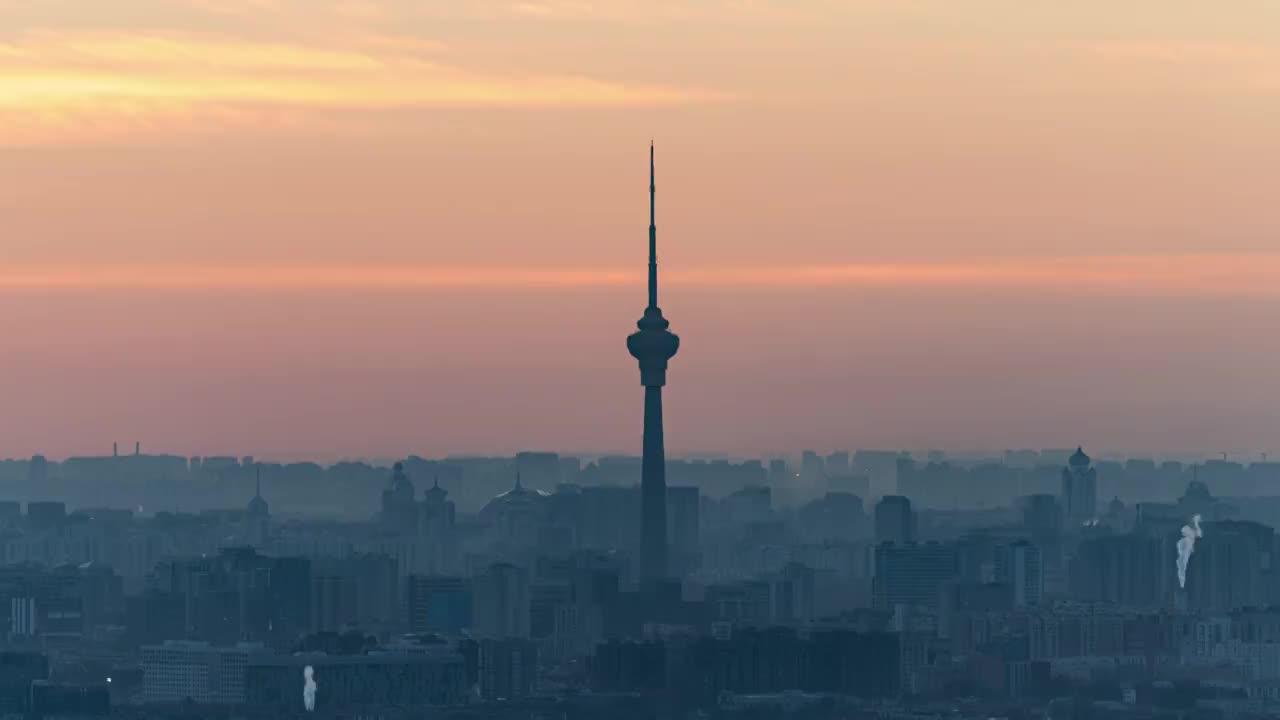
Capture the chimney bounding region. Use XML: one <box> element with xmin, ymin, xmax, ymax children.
<box><xmin>113</xmin><ymin>442</ymin><xmax>118</xmax><ymax>458</ymax></box>
<box><xmin>135</xmin><ymin>441</ymin><xmax>140</xmax><ymax>456</ymax></box>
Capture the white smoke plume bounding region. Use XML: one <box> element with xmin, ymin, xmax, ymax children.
<box><xmin>303</xmin><ymin>665</ymin><xmax>316</xmax><ymax>712</ymax></box>
<box><xmin>1176</xmin><ymin>514</ymin><xmax>1203</xmax><ymax>589</ymax></box>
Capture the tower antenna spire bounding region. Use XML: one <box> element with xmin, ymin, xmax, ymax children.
<box><xmin>648</xmin><ymin>141</ymin><xmax>657</xmax><ymax>309</ymax></box>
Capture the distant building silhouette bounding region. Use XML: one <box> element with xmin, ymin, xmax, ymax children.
<box><xmin>875</xmin><ymin>495</ymin><xmax>915</xmax><ymax>545</ymax></box>
<box><xmin>994</xmin><ymin>540</ymin><xmax>1043</xmax><ymax>608</ymax></box>
<box><xmin>873</xmin><ymin>541</ymin><xmax>957</xmax><ymax>610</ymax></box>
<box><xmin>1021</xmin><ymin>493</ymin><xmax>1064</xmax><ymax>537</ymax></box>
<box><xmin>626</xmin><ymin>144</ymin><xmax>680</xmax><ymax>585</ymax></box>
<box><xmin>407</xmin><ymin>575</ymin><xmax>471</xmax><ymax>635</ymax></box>
<box><xmin>478</xmin><ymin>638</ymin><xmax>537</xmax><ymax>700</ymax></box>
<box><xmin>419</xmin><ymin>476</ymin><xmax>457</xmax><ymax>574</ymax></box>
<box><xmin>381</xmin><ymin>462</ymin><xmax>417</xmax><ymax>533</ymax></box>
<box><xmin>471</xmin><ymin>563</ymin><xmax>530</xmax><ymax>640</ymax></box>
<box><xmin>1061</xmin><ymin>447</ymin><xmax>1098</xmax><ymax>523</ymax></box>
<box><xmin>244</xmin><ymin>467</ymin><xmax>270</xmax><ymax>547</ymax></box>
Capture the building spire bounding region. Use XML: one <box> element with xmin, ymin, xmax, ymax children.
<box><xmin>648</xmin><ymin>142</ymin><xmax>658</xmax><ymax>309</ymax></box>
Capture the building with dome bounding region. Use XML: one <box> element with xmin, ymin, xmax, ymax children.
<box><xmin>479</xmin><ymin>474</ymin><xmax>551</xmax><ymax>516</ymax></box>
<box><xmin>369</xmin><ymin>463</ymin><xmax>462</xmax><ymax>575</ymax></box>
<box><xmin>381</xmin><ymin>462</ymin><xmax>418</xmax><ymax>533</ymax></box>
<box><xmin>1061</xmin><ymin>447</ymin><xmax>1098</xmax><ymax>524</ymax></box>
<box><xmin>478</xmin><ymin>474</ymin><xmax>552</xmax><ymax>552</ymax></box>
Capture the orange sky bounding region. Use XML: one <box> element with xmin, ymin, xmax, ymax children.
<box><xmin>2</xmin><ymin>1</ymin><xmax>1278</xmax><ymax>460</ymax></box>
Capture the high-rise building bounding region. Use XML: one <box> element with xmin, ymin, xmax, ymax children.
<box><xmin>666</xmin><ymin>486</ymin><xmax>701</xmax><ymax>576</ymax></box>
<box><xmin>1022</xmin><ymin>494</ymin><xmax>1064</xmax><ymax>537</ymax></box>
<box><xmin>25</xmin><ymin>502</ymin><xmax>66</xmax><ymax>531</ymax></box>
<box><xmin>1187</xmin><ymin>520</ymin><xmax>1273</xmax><ymax>613</ymax></box>
<box><xmin>0</xmin><ymin>652</ymin><xmax>48</xmax><ymax>714</ymax></box>
<box><xmin>1068</xmin><ymin>533</ymin><xmax>1171</xmax><ymax>606</ymax></box>
<box><xmin>308</xmin><ymin>554</ymin><xmax>399</xmax><ymax>633</ymax></box>
<box><xmin>150</xmin><ymin>548</ymin><xmax>310</xmax><ymax>649</ymax></box>
<box><xmin>626</xmin><ymin>144</ymin><xmax>680</xmax><ymax>585</ymax></box>
<box><xmin>875</xmin><ymin>495</ymin><xmax>916</xmax><ymax>545</ymax></box>
<box><xmin>407</xmin><ymin>575</ymin><xmax>472</xmax><ymax>635</ymax></box>
<box><xmin>419</xmin><ymin>476</ymin><xmax>458</xmax><ymax>574</ymax></box>
<box><xmin>529</xmin><ymin>582</ymin><xmax>572</xmax><ymax>640</ymax></box>
<box><xmin>472</xmin><ymin>563</ymin><xmax>530</xmax><ymax>639</ymax></box>
<box><xmin>27</xmin><ymin>455</ymin><xmax>48</xmax><ymax>485</ymax></box>
<box><xmin>1061</xmin><ymin>447</ymin><xmax>1098</xmax><ymax>523</ymax></box>
<box><xmin>0</xmin><ymin>502</ymin><xmax>19</xmax><ymax>529</ymax></box>
<box><xmin>310</xmin><ymin>574</ymin><xmax>358</xmax><ymax>633</ymax></box>
<box><xmin>801</xmin><ymin>451</ymin><xmax>825</xmax><ymax>482</ymax></box>
<box><xmin>994</xmin><ymin>541</ymin><xmax>1043</xmax><ymax>607</ymax></box>
<box><xmin>826</xmin><ymin>451</ymin><xmax>850</xmax><ymax>476</ymax></box>
<box><xmin>478</xmin><ymin>638</ymin><xmax>538</xmax><ymax>700</ymax></box>
<box><xmin>0</xmin><ymin>566</ymin><xmax>84</xmax><ymax>640</ymax></box>
<box><xmin>873</xmin><ymin>542</ymin><xmax>957</xmax><ymax>610</ymax></box>
<box><xmin>768</xmin><ymin>459</ymin><xmax>788</xmax><ymax>486</ymax></box>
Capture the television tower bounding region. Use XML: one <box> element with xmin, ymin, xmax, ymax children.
<box><xmin>627</xmin><ymin>143</ymin><xmax>680</xmax><ymax>584</ymax></box>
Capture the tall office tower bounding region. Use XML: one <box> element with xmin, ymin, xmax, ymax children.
<box><xmin>768</xmin><ymin>459</ymin><xmax>789</xmax><ymax>486</ymax></box>
<box><xmin>1022</xmin><ymin>494</ymin><xmax>1064</xmax><ymax>537</ymax></box>
<box><xmin>875</xmin><ymin>495</ymin><xmax>916</xmax><ymax>546</ymax></box>
<box><xmin>801</xmin><ymin>451</ymin><xmax>825</xmax><ymax>483</ymax></box>
<box><xmin>666</xmin><ymin>486</ymin><xmax>701</xmax><ymax>576</ymax></box>
<box><xmin>478</xmin><ymin>638</ymin><xmax>538</xmax><ymax>700</ymax></box>
<box><xmin>406</xmin><ymin>575</ymin><xmax>472</xmax><ymax>634</ymax></box>
<box><xmin>994</xmin><ymin>541</ymin><xmax>1043</xmax><ymax>607</ymax></box>
<box><xmin>1186</xmin><ymin>520</ymin><xmax>1272</xmax><ymax>613</ymax></box>
<box><xmin>626</xmin><ymin>144</ymin><xmax>680</xmax><ymax>585</ymax></box>
<box><xmin>872</xmin><ymin>542</ymin><xmax>958</xmax><ymax>610</ymax></box>
<box><xmin>472</xmin><ymin>563</ymin><xmax>530</xmax><ymax>639</ymax></box>
<box><xmin>419</xmin><ymin>476</ymin><xmax>458</xmax><ymax>574</ymax></box>
<box><xmin>1061</xmin><ymin>447</ymin><xmax>1098</xmax><ymax>523</ymax></box>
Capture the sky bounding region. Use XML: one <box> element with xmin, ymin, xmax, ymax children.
<box><xmin>1</xmin><ymin>0</ymin><xmax>1279</xmax><ymax>461</ymax></box>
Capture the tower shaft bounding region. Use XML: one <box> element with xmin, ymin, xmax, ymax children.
<box><xmin>641</xmin><ymin>385</ymin><xmax>668</xmax><ymax>582</ymax></box>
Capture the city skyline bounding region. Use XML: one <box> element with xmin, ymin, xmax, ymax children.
<box><xmin>8</xmin><ymin>3</ymin><xmax>1280</xmax><ymax>717</ymax></box>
